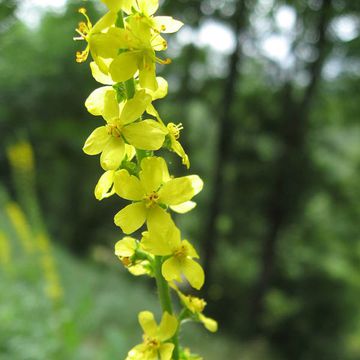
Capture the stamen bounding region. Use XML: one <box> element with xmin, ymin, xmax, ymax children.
<box><xmin>144</xmin><ymin>192</ymin><xmax>159</xmax><ymax>208</ymax></box>
<box><xmin>155</xmin><ymin>56</ymin><xmax>171</xmax><ymax>65</ymax></box>
<box><xmin>174</xmin><ymin>244</ymin><xmax>188</xmax><ymax>260</ymax></box>
<box><xmin>167</xmin><ymin>123</ymin><xmax>184</xmax><ymax>139</ymax></box>
<box><xmin>76</xmin><ymin>47</ymin><xmax>89</xmax><ymax>63</ymax></box>
<box><xmin>106</xmin><ymin>124</ymin><xmax>122</xmax><ymax>137</ymax></box>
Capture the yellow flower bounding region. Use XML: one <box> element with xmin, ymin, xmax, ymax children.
<box><xmin>108</xmin><ymin>25</ymin><xmax>168</xmax><ymax>91</ymax></box>
<box><xmin>147</xmin><ymin>105</ymin><xmax>190</xmax><ymax>168</ymax></box>
<box><xmin>102</xmin><ymin>0</ymin><xmax>183</xmax><ymax>34</ymax></box>
<box><xmin>113</xmin><ymin>156</ymin><xmax>203</xmax><ymax>234</ymax></box>
<box><xmin>74</xmin><ymin>8</ymin><xmax>117</xmax><ymax>64</ymax></box>
<box><xmin>123</xmin><ymin>0</ymin><xmax>183</xmax><ymax>35</ymax></box>
<box><xmin>83</xmin><ymin>90</ymin><xmax>166</xmax><ymax>170</ymax></box>
<box><xmin>142</xmin><ymin>220</ymin><xmax>204</xmax><ymax>290</ymax></box>
<box><xmin>80</xmin><ymin>0</ymin><xmax>182</xmax><ymax>89</ymax></box>
<box><xmin>126</xmin><ymin>311</ymin><xmax>177</xmax><ymax>360</ymax></box>
<box><xmin>115</xmin><ymin>237</ymin><xmax>151</xmax><ymax>276</ymax></box>
<box><xmin>94</xmin><ymin>144</ymin><xmax>135</xmax><ymax>200</ymax></box>
<box><xmin>172</xmin><ymin>285</ymin><xmax>217</xmax><ymax>332</ymax></box>
<box><xmin>106</xmin><ymin>5</ymin><xmax>181</xmax><ymax>90</ymax></box>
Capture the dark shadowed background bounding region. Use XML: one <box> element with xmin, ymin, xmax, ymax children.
<box><xmin>1</xmin><ymin>0</ymin><xmax>360</xmax><ymax>359</ymax></box>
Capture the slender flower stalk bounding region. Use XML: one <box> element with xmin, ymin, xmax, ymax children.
<box><xmin>75</xmin><ymin>1</ymin><xmax>217</xmax><ymax>358</ymax></box>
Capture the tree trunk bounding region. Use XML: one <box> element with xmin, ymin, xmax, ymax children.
<box><xmin>250</xmin><ymin>0</ymin><xmax>333</xmax><ymax>326</ymax></box>
<box><xmin>202</xmin><ymin>0</ymin><xmax>248</xmax><ymax>290</ymax></box>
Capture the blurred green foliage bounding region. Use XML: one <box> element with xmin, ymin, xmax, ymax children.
<box><xmin>1</xmin><ymin>0</ymin><xmax>360</xmax><ymax>359</ymax></box>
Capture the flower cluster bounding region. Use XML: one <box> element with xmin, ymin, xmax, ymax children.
<box><xmin>75</xmin><ymin>1</ymin><xmax>216</xmax><ymax>358</ymax></box>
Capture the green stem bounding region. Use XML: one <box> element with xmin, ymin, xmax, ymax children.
<box><xmin>154</xmin><ymin>256</ymin><xmax>173</xmax><ymax>313</ymax></box>
<box><xmin>154</xmin><ymin>256</ymin><xmax>179</xmax><ymax>359</ymax></box>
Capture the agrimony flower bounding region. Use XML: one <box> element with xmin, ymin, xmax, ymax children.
<box><xmin>147</xmin><ymin>105</ymin><xmax>190</xmax><ymax>168</ymax></box>
<box><xmin>94</xmin><ymin>144</ymin><xmax>135</xmax><ymax>200</ymax></box>
<box><xmin>113</xmin><ymin>156</ymin><xmax>203</xmax><ymax>234</ymax></box>
<box><xmin>141</xmin><ymin>220</ymin><xmax>205</xmax><ymax>290</ymax></box>
<box><xmin>115</xmin><ymin>236</ymin><xmax>151</xmax><ymax>276</ymax></box>
<box><xmin>74</xmin><ymin>8</ymin><xmax>117</xmax><ymax>65</ymax></box>
<box><xmin>83</xmin><ymin>90</ymin><xmax>166</xmax><ymax>170</ymax></box>
<box><xmin>126</xmin><ymin>311</ymin><xmax>177</xmax><ymax>360</ymax></box>
<box><xmin>172</xmin><ymin>285</ymin><xmax>217</xmax><ymax>332</ymax></box>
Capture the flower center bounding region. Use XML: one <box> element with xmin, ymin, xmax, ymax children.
<box><xmin>106</xmin><ymin>124</ymin><xmax>122</xmax><ymax>138</ymax></box>
<box><xmin>120</xmin><ymin>256</ymin><xmax>132</xmax><ymax>267</ymax></box>
<box><xmin>143</xmin><ymin>335</ymin><xmax>160</xmax><ymax>349</ymax></box>
<box><xmin>167</xmin><ymin>123</ymin><xmax>183</xmax><ymax>140</ymax></box>
<box><xmin>144</xmin><ymin>192</ymin><xmax>159</xmax><ymax>208</ymax></box>
<box><xmin>174</xmin><ymin>244</ymin><xmax>188</xmax><ymax>261</ymax></box>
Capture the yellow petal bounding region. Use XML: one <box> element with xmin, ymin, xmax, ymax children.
<box><xmin>146</xmin><ymin>210</ymin><xmax>180</xmax><ymax>250</ymax></box>
<box><xmin>122</xmin><ymin>120</ymin><xmax>166</xmax><ymax>150</ymax></box>
<box><xmin>159</xmin><ymin>175</ymin><xmax>203</xmax><ymax>205</ymax></box>
<box><xmin>158</xmin><ymin>312</ymin><xmax>178</xmax><ymax>341</ymax></box>
<box><xmin>138</xmin><ymin>311</ymin><xmax>158</xmax><ymax>337</ymax></box>
<box><xmin>91</xmin><ymin>10</ymin><xmax>117</xmax><ymax>33</ymax></box>
<box><xmin>137</xmin><ymin>0</ymin><xmax>159</xmax><ymax>15</ymax></box>
<box><xmin>114</xmin><ymin>236</ymin><xmax>137</xmax><ymax>257</ymax></box>
<box><xmin>83</xmin><ymin>126</ymin><xmax>109</xmax><ymax>155</ymax></box>
<box><xmin>162</xmin><ymin>257</ymin><xmax>182</xmax><ymax>282</ymax></box>
<box><xmin>119</xmin><ymin>91</ymin><xmax>152</xmax><ymax>125</ymax></box>
<box><xmin>139</xmin><ymin>61</ymin><xmax>157</xmax><ymax>91</ymax></box>
<box><xmin>85</xmin><ymin>86</ymin><xmax>113</xmax><ymax>116</ymax></box>
<box><xmin>170</xmin><ymin>201</ymin><xmax>196</xmax><ymax>214</ymax></box>
<box><xmin>198</xmin><ymin>313</ymin><xmax>218</xmax><ymax>333</ymax></box>
<box><xmin>103</xmin><ymin>89</ymin><xmax>120</xmax><ymax>123</ymax></box>
<box><xmin>182</xmin><ymin>240</ymin><xmax>199</xmax><ymax>259</ymax></box>
<box><xmin>90</xmin><ymin>61</ymin><xmax>114</xmax><ymax>85</ymax></box>
<box><xmin>128</xmin><ymin>262</ymin><xmax>150</xmax><ymax>276</ymax></box>
<box><xmin>114</xmin><ymin>169</ymin><xmax>144</xmax><ymax>201</ymax></box>
<box><xmin>109</xmin><ymin>52</ymin><xmax>138</xmax><ymax>83</ymax></box>
<box><xmin>94</xmin><ymin>170</ymin><xmax>115</xmax><ymax>200</ymax></box>
<box><xmin>151</xmin><ymin>33</ymin><xmax>167</xmax><ymax>51</ymax></box>
<box><xmin>92</xmin><ymin>55</ymin><xmax>110</xmax><ymax>74</ymax></box>
<box><xmin>171</xmin><ymin>139</ymin><xmax>190</xmax><ymax>168</ymax></box>
<box><xmin>147</xmin><ymin>77</ymin><xmax>168</xmax><ymax>100</ymax></box>
<box><xmin>100</xmin><ymin>136</ymin><xmax>125</xmax><ymax>170</ymax></box>
<box><xmin>141</xmin><ymin>230</ymin><xmax>172</xmax><ymax>256</ymax></box>
<box><xmin>153</xmin><ymin>16</ymin><xmax>183</xmax><ymax>33</ymax></box>
<box><xmin>146</xmin><ymin>103</ymin><xmax>160</xmax><ymax>118</ymax></box>
<box><xmin>147</xmin><ymin>205</ymin><xmax>171</xmax><ymax>230</ymax></box>
<box><xmin>90</xmin><ymin>32</ymin><xmax>120</xmax><ymax>60</ymax></box>
<box><xmin>181</xmin><ymin>258</ymin><xmax>204</xmax><ymax>290</ymax></box>
<box><xmin>101</xmin><ymin>0</ymin><xmax>132</xmax><ymax>11</ymax></box>
<box><xmin>114</xmin><ymin>202</ymin><xmax>147</xmax><ymax>234</ymax></box>
<box><xmin>159</xmin><ymin>343</ymin><xmax>175</xmax><ymax>360</ymax></box>
<box><xmin>125</xmin><ymin>144</ymin><xmax>136</xmax><ymax>161</ymax></box>
<box><xmin>167</xmin><ymin>222</ymin><xmax>182</xmax><ymax>249</ymax></box>
<box><xmin>139</xmin><ymin>157</ymin><xmax>169</xmax><ymax>194</ymax></box>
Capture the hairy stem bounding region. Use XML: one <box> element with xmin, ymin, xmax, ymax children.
<box><xmin>154</xmin><ymin>256</ymin><xmax>179</xmax><ymax>359</ymax></box>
